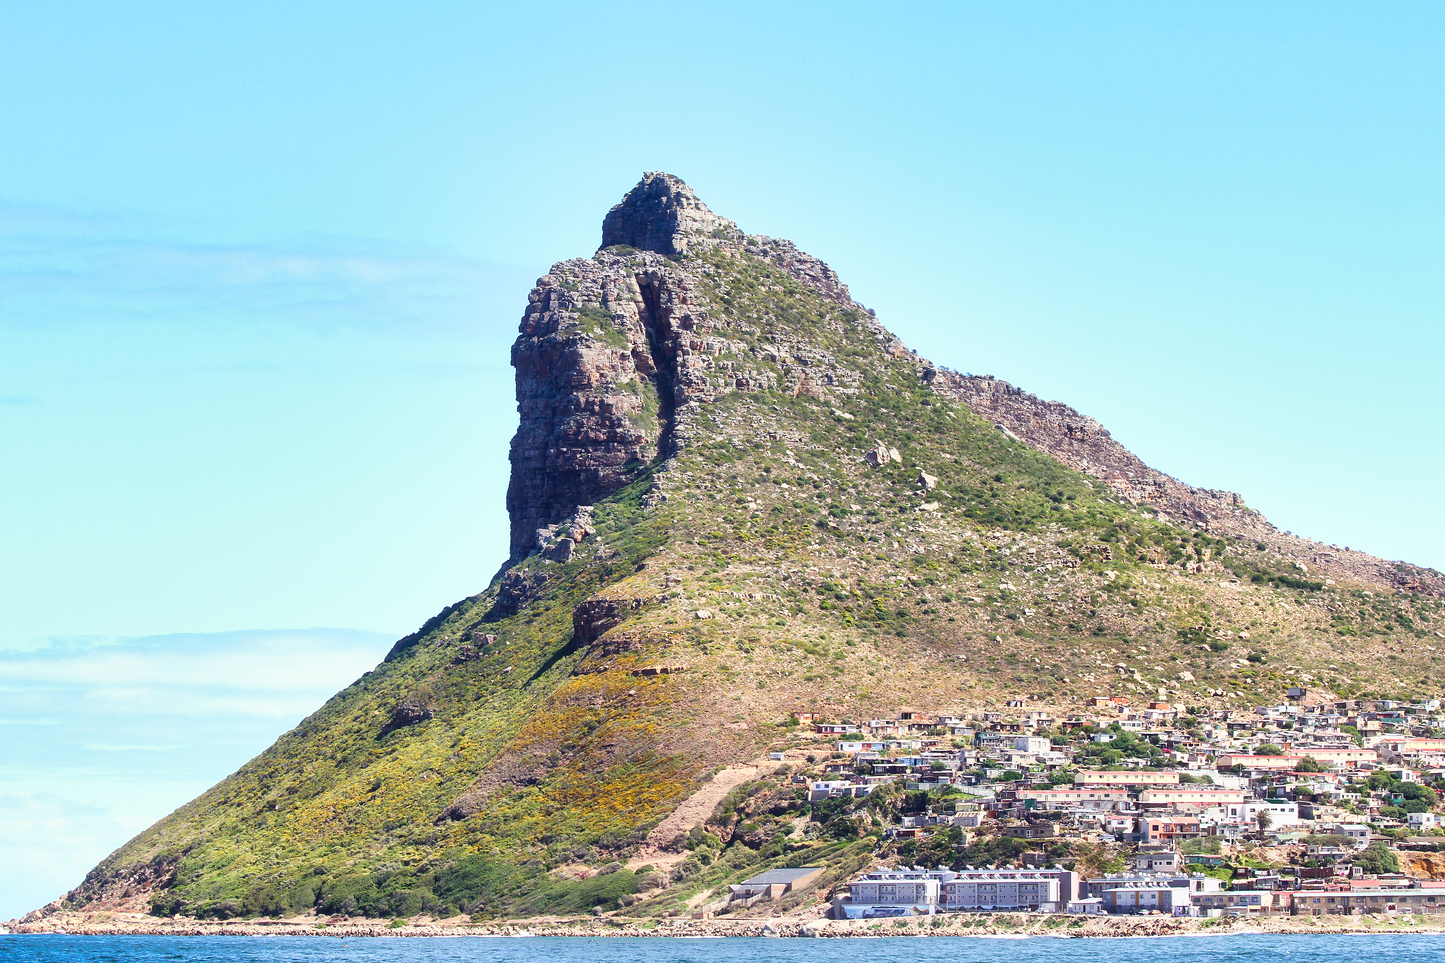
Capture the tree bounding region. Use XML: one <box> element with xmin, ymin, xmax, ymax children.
<box><xmin>1255</xmin><ymin>809</ymin><xmax>1274</xmax><ymax>839</ymax></box>
<box><xmin>1367</xmin><ymin>772</ymin><xmax>1398</xmax><ymax>791</ymax></box>
<box><xmin>1256</xmin><ymin>744</ymin><xmax>1284</xmax><ymax>756</ymax></box>
<box><xmin>1398</xmin><ymin>783</ymin><xmax>1439</xmax><ymax>813</ymax></box>
<box><xmin>1399</xmin><ymin>783</ymin><xmax>1435</xmax><ymax>801</ymax></box>
<box><xmin>1351</xmin><ymin>843</ymin><xmax>1399</xmax><ymax>875</ymax></box>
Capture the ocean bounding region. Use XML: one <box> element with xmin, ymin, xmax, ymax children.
<box><xmin>1</xmin><ymin>934</ymin><xmax>1441</xmax><ymax>963</ymax></box>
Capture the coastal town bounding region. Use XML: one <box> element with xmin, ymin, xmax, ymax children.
<box><xmin>755</xmin><ymin>691</ymin><xmax>1445</xmax><ymax>920</ymax></box>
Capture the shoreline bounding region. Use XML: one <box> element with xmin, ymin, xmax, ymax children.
<box><xmin>9</xmin><ymin>911</ymin><xmax>1445</xmax><ymax>939</ymax></box>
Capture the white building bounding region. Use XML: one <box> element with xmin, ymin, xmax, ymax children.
<box><xmin>1408</xmin><ymin>811</ymin><xmax>1440</xmax><ymax>831</ymax></box>
<box><xmin>838</xmin><ymin>868</ymin><xmax>946</xmax><ymax>917</ymax></box>
<box><xmin>1131</xmin><ymin>851</ymin><xmax>1183</xmax><ymax>873</ymax></box>
<box><xmin>1202</xmin><ymin>800</ymin><xmax>1300</xmax><ymax>830</ymax></box>
<box><xmin>1084</xmin><ymin>872</ymin><xmax>1222</xmax><ymax>900</ymax></box>
<box><xmin>839</xmin><ymin>866</ymin><xmax>1080</xmax><ymax>916</ymax></box>
<box><xmin>809</xmin><ymin>780</ymin><xmax>876</xmax><ymax>801</ymax></box>
<box><xmin>1328</xmin><ymin>823</ymin><xmax>1372</xmax><ymax>849</ymax></box>
<box><xmin>941</xmin><ymin>869</ymin><xmax>1073</xmax><ymax>911</ymax></box>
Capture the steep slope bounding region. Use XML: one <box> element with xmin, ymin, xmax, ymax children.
<box><xmin>43</xmin><ymin>173</ymin><xmax>1444</xmax><ymax>923</ymax></box>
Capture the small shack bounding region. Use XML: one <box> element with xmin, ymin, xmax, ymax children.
<box><xmin>728</xmin><ymin>867</ymin><xmax>825</xmax><ymax>905</ymax></box>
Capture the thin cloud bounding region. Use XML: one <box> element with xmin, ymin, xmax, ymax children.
<box><xmin>0</xmin><ymin>792</ymin><xmax>137</xmax><ymax>919</ymax></box>
<box><xmin>0</xmin><ymin>626</ymin><xmax>394</xmax><ymax>919</ymax></box>
<box><xmin>0</xmin><ymin>199</ymin><xmax>535</xmax><ymax>338</ymax></box>
<box><xmin>78</xmin><ymin>745</ymin><xmax>184</xmax><ymax>753</ymax></box>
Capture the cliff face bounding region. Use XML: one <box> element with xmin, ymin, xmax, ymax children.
<box><xmin>504</xmin><ymin>251</ymin><xmax>688</xmax><ymax>557</ymax></box>
<box><xmin>47</xmin><ymin>172</ymin><xmax>1445</xmax><ymax>926</ymax></box>
<box><xmin>506</xmin><ymin>173</ymin><xmax>864</xmax><ymax>558</ymax></box>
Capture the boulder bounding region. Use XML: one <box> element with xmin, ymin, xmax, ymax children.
<box><xmin>864</xmin><ymin>442</ymin><xmax>902</xmax><ymax>467</ymax></box>
<box><xmin>390</xmin><ymin>698</ymin><xmax>433</xmax><ymax>729</ymax></box>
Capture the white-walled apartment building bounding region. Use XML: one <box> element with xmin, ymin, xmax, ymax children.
<box><xmin>841</xmin><ymin>869</ymin><xmax>942</xmax><ymax>914</ymax></box>
<box><xmin>1206</xmin><ymin>800</ymin><xmax>1301</xmax><ymax>829</ymax></box>
<box><xmin>1021</xmin><ymin>788</ymin><xmax>1131</xmax><ymax>812</ymax></box>
<box><xmin>839</xmin><ymin>868</ymin><xmax>1079</xmax><ymax>916</ymax></box>
<box><xmin>1075</xmin><ymin>771</ymin><xmax>1180</xmax><ymax>788</ymax></box>
<box><xmin>1137</xmin><ymin>787</ymin><xmax>1246</xmax><ymax>811</ymax></box>
<box><xmin>1217</xmin><ymin>748</ymin><xmax>1375</xmax><ymax>769</ymax></box>
<box><xmin>941</xmin><ymin>870</ymin><xmax>1076</xmax><ymax>912</ymax></box>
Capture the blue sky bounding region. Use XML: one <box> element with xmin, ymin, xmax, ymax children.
<box><xmin>0</xmin><ymin>628</ymin><xmax>387</xmax><ymax>918</ymax></box>
<box><xmin>1</xmin><ymin>0</ymin><xmax>1442</xmax><ymax>919</ymax></box>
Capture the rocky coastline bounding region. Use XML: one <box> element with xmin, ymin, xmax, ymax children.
<box><xmin>9</xmin><ymin>909</ymin><xmax>1445</xmax><ymax>939</ymax></box>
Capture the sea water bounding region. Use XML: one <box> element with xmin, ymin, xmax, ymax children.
<box><xmin>0</xmin><ymin>934</ymin><xmax>1440</xmax><ymax>963</ymax></box>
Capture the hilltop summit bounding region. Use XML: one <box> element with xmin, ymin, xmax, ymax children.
<box><xmin>35</xmin><ymin>173</ymin><xmax>1444</xmax><ymax>925</ymax></box>
<box><xmin>599</xmin><ymin>171</ymin><xmax>738</xmax><ymax>256</ymax></box>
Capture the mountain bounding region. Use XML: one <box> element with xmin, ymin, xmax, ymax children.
<box><xmin>36</xmin><ymin>173</ymin><xmax>1444</xmax><ymax>923</ymax></box>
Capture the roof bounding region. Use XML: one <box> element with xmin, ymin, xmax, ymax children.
<box><xmin>738</xmin><ymin>867</ymin><xmax>822</xmax><ymax>886</ymax></box>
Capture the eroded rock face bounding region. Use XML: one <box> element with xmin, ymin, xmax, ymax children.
<box><xmin>489</xmin><ymin>568</ymin><xmax>550</xmax><ymax>618</ymax></box>
<box><xmin>505</xmin><ymin>172</ymin><xmax>870</xmax><ymax>559</ymax></box>
<box><xmin>504</xmin><ymin>249</ymin><xmax>713</xmax><ymax>558</ymax></box>
<box><xmin>600</xmin><ymin>171</ymin><xmax>739</xmax><ymax>256</ymax></box>
<box><xmin>572</xmin><ymin>595</ymin><xmax>651</xmax><ymax>647</ymax></box>
<box><xmin>389</xmin><ymin>698</ymin><xmax>433</xmax><ymax>729</ymax></box>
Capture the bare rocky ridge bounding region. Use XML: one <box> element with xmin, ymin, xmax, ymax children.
<box><xmin>925</xmin><ymin>369</ymin><xmax>1443</xmax><ymax>596</ymax></box>
<box><xmin>600</xmin><ymin>171</ymin><xmax>740</xmax><ymax>257</ymax></box>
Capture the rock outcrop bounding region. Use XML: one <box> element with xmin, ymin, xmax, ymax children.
<box><xmin>504</xmin><ymin>250</ymin><xmax>710</xmax><ymax>557</ymax></box>
<box><xmin>572</xmin><ymin>594</ymin><xmax>652</xmax><ymax>646</ymax></box>
<box><xmin>505</xmin><ymin>172</ymin><xmax>867</xmax><ymax>559</ymax></box>
<box><xmin>388</xmin><ymin>698</ymin><xmax>432</xmax><ymax>728</ymax></box>
<box><xmin>600</xmin><ymin>171</ymin><xmax>739</xmax><ymax>256</ymax></box>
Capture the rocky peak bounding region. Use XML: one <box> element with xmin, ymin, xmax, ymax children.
<box><xmin>599</xmin><ymin>172</ymin><xmax>737</xmax><ymax>256</ymax></box>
